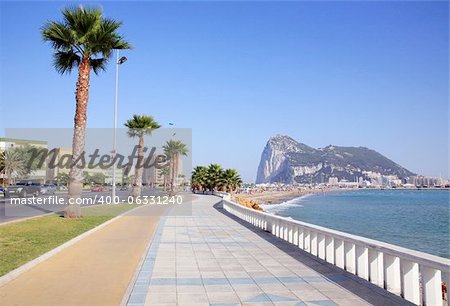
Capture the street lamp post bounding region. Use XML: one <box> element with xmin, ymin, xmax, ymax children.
<box><xmin>112</xmin><ymin>50</ymin><xmax>127</xmax><ymax>201</ymax></box>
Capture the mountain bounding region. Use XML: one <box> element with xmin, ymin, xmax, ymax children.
<box><xmin>256</xmin><ymin>135</ymin><xmax>415</xmax><ymax>184</ymax></box>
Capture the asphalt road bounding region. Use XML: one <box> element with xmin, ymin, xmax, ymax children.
<box><xmin>0</xmin><ymin>188</ymin><xmax>163</xmax><ymax>224</ymax></box>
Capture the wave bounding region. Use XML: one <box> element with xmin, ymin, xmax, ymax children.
<box><xmin>262</xmin><ymin>193</ymin><xmax>314</xmax><ymax>214</ymax></box>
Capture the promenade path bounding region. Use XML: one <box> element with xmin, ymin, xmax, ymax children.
<box><xmin>0</xmin><ymin>205</ymin><xmax>163</xmax><ymax>306</ymax></box>
<box><xmin>127</xmin><ymin>195</ymin><xmax>409</xmax><ymax>306</ymax></box>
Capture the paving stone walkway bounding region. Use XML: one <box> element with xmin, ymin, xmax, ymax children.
<box><xmin>127</xmin><ymin>195</ymin><xmax>409</xmax><ymax>306</ymax></box>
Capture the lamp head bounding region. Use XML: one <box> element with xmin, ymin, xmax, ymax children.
<box><xmin>118</xmin><ymin>56</ymin><xmax>127</xmax><ymax>64</ymax></box>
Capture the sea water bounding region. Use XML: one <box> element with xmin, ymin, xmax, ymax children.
<box><xmin>266</xmin><ymin>189</ymin><xmax>450</xmax><ymax>259</ymax></box>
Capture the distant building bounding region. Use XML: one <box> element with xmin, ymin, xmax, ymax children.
<box><xmin>328</xmin><ymin>177</ymin><xmax>339</xmax><ymax>185</ymax></box>
<box><xmin>143</xmin><ymin>153</ymin><xmax>185</xmax><ymax>187</ymax></box>
<box><xmin>143</xmin><ymin>160</ymin><xmax>164</xmax><ymax>187</ymax></box>
<box><xmin>0</xmin><ymin>138</ymin><xmax>48</xmax><ymax>184</ymax></box>
<box><xmin>407</xmin><ymin>175</ymin><xmax>445</xmax><ymax>187</ymax></box>
<box><xmin>0</xmin><ymin>138</ymin><xmax>48</xmax><ymax>150</ymax></box>
<box><xmin>45</xmin><ymin>147</ymin><xmax>123</xmax><ymax>185</ymax></box>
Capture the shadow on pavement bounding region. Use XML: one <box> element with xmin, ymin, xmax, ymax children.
<box><xmin>212</xmin><ymin>200</ymin><xmax>414</xmax><ymax>306</ymax></box>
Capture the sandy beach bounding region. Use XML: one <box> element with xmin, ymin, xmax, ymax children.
<box><xmin>235</xmin><ymin>188</ymin><xmax>332</xmax><ymax>205</ymax></box>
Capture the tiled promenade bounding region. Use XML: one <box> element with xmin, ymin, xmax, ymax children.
<box><xmin>127</xmin><ymin>195</ymin><xmax>409</xmax><ymax>306</ymax></box>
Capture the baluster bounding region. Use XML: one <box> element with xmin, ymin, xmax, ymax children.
<box><xmin>421</xmin><ymin>266</ymin><xmax>442</xmax><ymax>306</ymax></box>
<box><xmin>284</xmin><ymin>224</ymin><xmax>289</xmax><ymax>241</ymax></box>
<box><xmin>401</xmin><ymin>259</ymin><xmax>420</xmax><ymax>304</ymax></box>
<box><xmin>310</xmin><ymin>232</ymin><xmax>318</xmax><ymax>256</ymax></box>
<box><xmin>335</xmin><ymin>239</ymin><xmax>344</xmax><ymax>269</ymax></box>
<box><xmin>288</xmin><ymin>224</ymin><xmax>293</xmax><ymax>243</ymax></box>
<box><xmin>356</xmin><ymin>245</ymin><xmax>369</xmax><ymax>280</ymax></box>
<box><xmin>293</xmin><ymin>225</ymin><xmax>299</xmax><ymax>246</ymax></box>
<box><xmin>384</xmin><ymin>254</ymin><xmax>401</xmax><ymax>295</ymax></box>
<box><xmin>325</xmin><ymin>236</ymin><xmax>334</xmax><ymax>264</ymax></box>
<box><xmin>345</xmin><ymin>242</ymin><xmax>356</xmax><ymax>274</ymax></box>
<box><xmin>298</xmin><ymin>227</ymin><xmax>304</xmax><ymax>250</ymax></box>
<box><xmin>368</xmin><ymin>249</ymin><xmax>384</xmax><ymax>288</ymax></box>
<box><xmin>318</xmin><ymin>233</ymin><xmax>325</xmax><ymax>260</ymax></box>
<box><xmin>304</xmin><ymin>230</ymin><xmax>310</xmax><ymax>252</ymax></box>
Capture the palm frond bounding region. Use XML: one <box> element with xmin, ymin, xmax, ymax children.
<box><xmin>42</xmin><ymin>6</ymin><xmax>132</xmax><ymax>75</ymax></box>
<box><xmin>90</xmin><ymin>57</ymin><xmax>108</xmax><ymax>75</ymax></box>
<box><xmin>101</xmin><ymin>18</ymin><xmax>122</xmax><ymax>34</ymax></box>
<box><xmin>42</xmin><ymin>21</ymin><xmax>76</xmax><ymax>50</ymax></box>
<box><xmin>53</xmin><ymin>50</ymin><xmax>81</xmax><ymax>74</ymax></box>
<box><xmin>124</xmin><ymin>114</ymin><xmax>161</xmax><ymax>138</ymax></box>
<box><xmin>62</xmin><ymin>6</ymin><xmax>102</xmax><ymax>39</ymax></box>
<box><xmin>163</xmin><ymin>140</ymin><xmax>189</xmax><ymax>158</ymax></box>
<box><xmin>112</xmin><ymin>36</ymin><xmax>132</xmax><ymax>50</ymax></box>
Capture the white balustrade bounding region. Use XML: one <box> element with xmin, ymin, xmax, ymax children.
<box><xmin>222</xmin><ymin>199</ymin><xmax>450</xmax><ymax>306</ymax></box>
<box><xmin>325</xmin><ymin>236</ymin><xmax>334</xmax><ymax>264</ymax></box>
<box><xmin>356</xmin><ymin>245</ymin><xmax>369</xmax><ymax>280</ymax></box>
<box><xmin>335</xmin><ymin>239</ymin><xmax>345</xmax><ymax>269</ymax></box>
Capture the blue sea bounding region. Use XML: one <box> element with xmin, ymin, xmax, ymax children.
<box><xmin>265</xmin><ymin>190</ymin><xmax>450</xmax><ymax>259</ymax></box>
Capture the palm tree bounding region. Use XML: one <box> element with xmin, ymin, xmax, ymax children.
<box><xmin>163</xmin><ymin>140</ymin><xmax>188</xmax><ymax>194</ymax></box>
<box><xmin>191</xmin><ymin>164</ymin><xmax>243</xmax><ymax>194</ymax></box>
<box><xmin>125</xmin><ymin>114</ymin><xmax>161</xmax><ymax>198</ymax></box>
<box><xmin>42</xmin><ymin>6</ymin><xmax>131</xmax><ymax>218</ymax></box>
<box><xmin>160</xmin><ymin>165</ymin><xmax>170</xmax><ymax>191</ymax></box>
<box><xmin>206</xmin><ymin>164</ymin><xmax>223</xmax><ymax>193</ymax></box>
<box><xmin>191</xmin><ymin>166</ymin><xmax>207</xmax><ymax>193</ymax></box>
<box><xmin>0</xmin><ymin>150</ymin><xmax>27</xmax><ymax>186</ymax></box>
<box><xmin>219</xmin><ymin>169</ymin><xmax>243</xmax><ymax>192</ymax></box>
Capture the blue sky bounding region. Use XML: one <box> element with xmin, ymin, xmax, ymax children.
<box><xmin>0</xmin><ymin>1</ymin><xmax>448</xmax><ymax>182</ymax></box>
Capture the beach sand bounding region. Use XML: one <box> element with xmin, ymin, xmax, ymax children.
<box><xmin>236</xmin><ymin>188</ymin><xmax>329</xmax><ymax>205</ymax></box>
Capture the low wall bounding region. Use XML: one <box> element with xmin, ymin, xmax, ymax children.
<box><xmin>222</xmin><ymin>199</ymin><xmax>450</xmax><ymax>306</ymax></box>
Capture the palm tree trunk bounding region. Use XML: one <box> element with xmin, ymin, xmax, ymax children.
<box><xmin>170</xmin><ymin>154</ymin><xmax>176</xmax><ymax>194</ymax></box>
<box><xmin>171</xmin><ymin>154</ymin><xmax>176</xmax><ymax>193</ymax></box>
<box><xmin>66</xmin><ymin>58</ymin><xmax>90</xmax><ymax>218</ymax></box>
<box><xmin>131</xmin><ymin>135</ymin><xmax>144</xmax><ymax>198</ymax></box>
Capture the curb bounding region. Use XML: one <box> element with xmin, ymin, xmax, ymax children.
<box><xmin>0</xmin><ymin>211</ymin><xmax>55</xmax><ymax>226</ymax></box>
<box><xmin>0</xmin><ymin>204</ymin><xmax>146</xmax><ymax>288</ymax></box>
<box><xmin>0</xmin><ymin>201</ymin><xmax>126</xmax><ymax>227</ymax></box>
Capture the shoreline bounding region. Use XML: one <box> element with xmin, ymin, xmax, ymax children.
<box><xmin>235</xmin><ymin>187</ymin><xmax>449</xmax><ymax>207</ymax></box>
<box><xmin>235</xmin><ymin>188</ymin><xmax>338</xmax><ymax>206</ymax></box>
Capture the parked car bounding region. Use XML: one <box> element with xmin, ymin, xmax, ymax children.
<box><xmin>57</xmin><ymin>185</ymin><xmax>68</xmax><ymax>191</ymax></box>
<box><xmin>0</xmin><ymin>187</ymin><xmax>4</xmax><ymax>195</ymax></box>
<box><xmin>91</xmin><ymin>185</ymin><xmax>104</xmax><ymax>192</ymax></box>
<box><xmin>119</xmin><ymin>185</ymin><xmax>129</xmax><ymax>191</ymax></box>
<box><xmin>40</xmin><ymin>184</ymin><xmax>57</xmax><ymax>195</ymax></box>
<box><xmin>4</xmin><ymin>180</ymin><xmax>41</xmax><ymax>197</ymax></box>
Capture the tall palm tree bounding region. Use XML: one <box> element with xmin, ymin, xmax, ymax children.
<box><xmin>42</xmin><ymin>6</ymin><xmax>131</xmax><ymax>217</ymax></box>
<box><xmin>125</xmin><ymin>114</ymin><xmax>161</xmax><ymax>198</ymax></box>
<box><xmin>160</xmin><ymin>165</ymin><xmax>170</xmax><ymax>191</ymax></box>
<box><xmin>163</xmin><ymin>140</ymin><xmax>188</xmax><ymax>194</ymax></box>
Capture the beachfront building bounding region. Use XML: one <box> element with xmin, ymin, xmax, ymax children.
<box><xmin>338</xmin><ymin>180</ymin><xmax>359</xmax><ymax>188</ymax></box>
<box><xmin>407</xmin><ymin>175</ymin><xmax>446</xmax><ymax>187</ymax></box>
<box><xmin>328</xmin><ymin>177</ymin><xmax>339</xmax><ymax>186</ymax></box>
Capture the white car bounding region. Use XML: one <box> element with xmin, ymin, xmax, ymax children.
<box><xmin>41</xmin><ymin>184</ymin><xmax>57</xmax><ymax>195</ymax></box>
